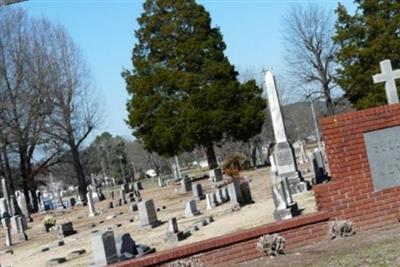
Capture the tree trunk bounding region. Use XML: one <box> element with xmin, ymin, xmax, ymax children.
<box><xmin>323</xmin><ymin>83</ymin><xmax>335</xmax><ymax>115</ymax></box>
<box><xmin>70</xmin><ymin>143</ymin><xmax>87</xmax><ymax>203</ymax></box>
<box><xmin>204</xmin><ymin>143</ymin><xmax>218</xmax><ymax>170</ymax></box>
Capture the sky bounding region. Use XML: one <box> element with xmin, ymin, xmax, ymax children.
<box><xmin>16</xmin><ymin>0</ymin><xmax>355</xmax><ymax>140</ymax></box>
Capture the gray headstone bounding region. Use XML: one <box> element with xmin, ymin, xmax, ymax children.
<box><xmin>1</xmin><ymin>178</ymin><xmax>10</xmax><ymax>211</ymax></box>
<box><xmin>87</xmin><ymin>190</ymin><xmax>97</xmax><ymax>217</ymax></box>
<box><xmin>1</xmin><ymin>217</ymin><xmax>12</xmax><ymax>247</ymax></box>
<box><xmin>206</xmin><ymin>193</ymin><xmax>217</xmax><ymax>210</ymax></box>
<box><xmin>138</xmin><ymin>199</ymin><xmax>160</xmax><ymax>229</ymax></box>
<box><xmin>119</xmin><ymin>189</ymin><xmax>127</xmax><ymax>204</ymax></box>
<box><xmin>184</xmin><ymin>200</ymin><xmax>200</xmax><ymax>217</ymax></box>
<box><xmin>312</xmin><ymin>148</ymin><xmax>329</xmax><ymax>184</ymax></box>
<box><xmin>0</xmin><ymin>198</ymin><xmax>10</xmax><ymax>218</ymax></box>
<box><xmin>227</xmin><ymin>181</ymin><xmax>243</xmax><ymax>205</ymax></box>
<box><xmin>17</xmin><ymin>194</ymin><xmax>29</xmax><ymax>219</ymax></box>
<box><xmin>115</xmin><ymin>233</ymin><xmax>138</xmax><ymax>259</ymax></box>
<box><xmin>10</xmin><ymin>215</ymin><xmax>25</xmax><ymax>234</ymax></box>
<box><xmin>180</xmin><ymin>177</ymin><xmax>192</xmax><ymax>193</ymax></box>
<box><xmin>91</xmin><ymin>230</ymin><xmax>118</xmax><ymax>266</ymax></box>
<box><xmin>240</xmin><ymin>181</ymin><xmax>254</xmax><ymax>204</ymax></box>
<box><xmin>209</xmin><ymin>167</ymin><xmax>223</xmax><ymax>182</ymax></box>
<box><xmin>60</xmin><ymin>222</ymin><xmax>77</xmax><ymax>237</ymax></box>
<box><xmin>167</xmin><ymin>217</ymin><xmax>179</xmax><ymax>233</ymax></box>
<box><xmin>192</xmin><ymin>183</ymin><xmax>205</xmax><ymax>200</ymax></box>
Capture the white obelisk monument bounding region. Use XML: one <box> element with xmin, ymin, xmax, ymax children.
<box><xmin>264</xmin><ymin>70</ymin><xmax>308</xmax><ymax>194</ymax></box>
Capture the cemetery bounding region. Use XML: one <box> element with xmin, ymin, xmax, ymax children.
<box><xmin>1</xmin><ymin>1</ymin><xmax>400</xmax><ymax>267</ymax></box>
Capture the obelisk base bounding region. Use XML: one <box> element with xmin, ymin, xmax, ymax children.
<box><xmin>273</xmin><ymin>202</ymin><xmax>300</xmax><ymax>221</ymax></box>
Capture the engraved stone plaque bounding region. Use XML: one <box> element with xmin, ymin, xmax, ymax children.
<box><xmin>364</xmin><ymin>125</ymin><xmax>400</xmax><ymax>191</ymax></box>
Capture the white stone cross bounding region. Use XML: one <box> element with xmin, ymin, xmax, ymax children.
<box><xmin>373</xmin><ymin>59</ymin><xmax>400</xmax><ymax>104</ymax></box>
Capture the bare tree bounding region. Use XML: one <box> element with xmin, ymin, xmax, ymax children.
<box><xmin>0</xmin><ymin>8</ymin><xmax>62</xmax><ymax>211</ymax></box>
<box><xmin>284</xmin><ymin>4</ymin><xmax>340</xmax><ymax>115</ymax></box>
<box><xmin>44</xmin><ymin>25</ymin><xmax>100</xmax><ymax>202</ymax></box>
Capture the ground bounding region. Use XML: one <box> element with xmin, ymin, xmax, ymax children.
<box><xmin>0</xmin><ymin>166</ymin><xmax>317</xmax><ymax>267</ymax></box>
<box><xmin>239</xmin><ymin>224</ymin><xmax>400</xmax><ymax>267</ymax></box>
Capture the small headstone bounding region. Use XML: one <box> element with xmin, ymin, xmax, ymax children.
<box><xmin>206</xmin><ymin>193</ymin><xmax>217</xmax><ymax>210</ymax></box>
<box><xmin>0</xmin><ymin>197</ymin><xmax>10</xmax><ymax>218</ymax></box>
<box><xmin>180</xmin><ymin>176</ymin><xmax>192</xmax><ymax>193</ymax></box>
<box><xmin>91</xmin><ymin>230</ymin><xmax>118</xmax><ymax>266</ymax></box>
<box><xmin>215</xmin><ymin>189</ymin><xmax>223</xmax><ymax>204</ymax></box>
<box><xmin>184</xmin><ymin>200</ymin><xmax>200</xmax><ymax>217</ymax></box>
<box><xmin>209</xmin><ymin>167</ymin><xmax>223</xmax><ymax>182</ymax></box>
<box><xmin>240</xmin><ymin>181</ymin><xmax>254</xmax><ymax>204</ymax></box>
<box><xmin>312</xmin><ymin>148</ymin><xmax>329</xmax><ymax>184</ymax></box>
<box><xmin>119</xmin><ymin>189</ymin><xmax>127</xmax><ymax>205</ymax></box>
<box><xmin>136</xmin><ymin>244</ymin><xmax>155</xmax><ymax>257</ymax></box>
<box><xmin>108</xmin><ymin>202</ymin><xmax>114</xmax><ymax>209</ymax></box>
<box><xmin>221</xmin><ymin>187</ymin><xmax>229</xmax><ymax>201</ymax></box>
<box><xmin>192</xmin><ymin>183</ymin><xmax>205</xmax><ymax>200</ymax></box>
<box><xmin>86</xmin><ymin>190</ymin><xmax>97</xmax><ymax>217</ymax></box>
<box><xmin>164</xmin><ymin>217</ymin><xmax>186</xmax><ymax>243</ymax></box>
<box><xmin>1</xmin><ymin>217</ymin><xmax>12</xmax><ymax>247</ymax></box>
<box><xmin>138</xmin><ymin>199</ymin><xmax>160</xmax><ymax>229</ymax></box>
<box><xmin>59</xmin><ymin>222</ymin><xmax>77</xmax><ymax>237</ymax></box>
<box><xmin>227</xmin><ymin>181</ymin><xmax>243</xmax><ymax>206</ymax></box>
<box><xmin>69</xmin><ymin>198</ymin><xmax>76</xmax><ymax>207</ymax></box>
<box><xmin>17</xmin><ymin>194</ymin><xmax>30</xmax><ymax>220</ymax></box>
<box><xmin>115</xmin><ymin>233</ymin><xmax>138</xmax><ymax>259</ymax></box>
<box><xmin>129</xmin><ymin>202</ymin><xmax>138</xmax><ymax>212</ymax></box>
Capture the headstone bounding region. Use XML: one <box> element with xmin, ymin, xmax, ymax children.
<box><xmin>1</xmin><ymin>178</ymin><xmax>10</xmax><ymax>212</ymax></box>
<box><xmin>87</xmin><ymin>189</ymin><xmax>97</xmax><ymax>217</ymax></box>
<box><xmin>192</xmin><ymin>183</ymin><xmax>205</xmax><ymax>200</ymax></box>
<box><xmin>209</xmin><ymin>167</ymin><xmax>223</xmax><ymax>182</ymax></box>
<box><xmin>0</xmin><ymin>197</ymin><xmax>10</xmax><ymax>218</ymax></box>
<box><xmin>264</xmin><ymin>71</ymin><xmax>308</xmax><ymax>194</ymax></box>
<box><xmin>174</xmin><ymin>155</ymin><xmax>182</xmax><ymax>179</ymax></box>
<box><xmin>119</xmin><ymin>189</ymin><xmax>127</xmax><ymax>205</ymax></box>
<box><xmin>123</xmin><ymin>183</ymin><xmax>130</xmax><ymax>194</ymax></box>
<box><xmin>372</xmin><ymin>59</ymin><xmax>400</xmax><ymax>104</ymax></box>
<box><xmin>299</xmin><ymin>141</ymin><xmax>309</xmax><ymax>163</ymax></box>
<box><xmin>98</xmin><ymin>189</ymin><xmax>106</xmax><ymax>201</ymax></box>
<box><xmin>221</xmin><ymin>187</ymin><xmax>229</xmax><ymax>201</ymax></box>
<box><xmin>9</xmin><ymin>195</ymin><xmax>18</xmax><ymax>216</ymax></box>
<box><xmin>1</xmin><ymin>217</ymin><xmax>12</xmax><ymax>247</ymax></box>
<box><xmin>138</xmin><ymin>199</ymin><xmax>160</xmax><ymax>229</ymax></box>
<box><xmin>133</xmin><ymin>182</ymin><xmax>143</xmax><ymax>191</ymax></box>
<box><xmin>158</xmin><ymin>176</ymin><xmax>166</xmax><ymax>187</ymax></box>
<box><xmin>108</xmin><ymin>202</ymin><xmax>114</xmax><ymax>209</ymax></box>
<box><xmin>206</xmin><ymin>193</ymin><xmax>217</xmax><ymax>210</ymax></box>
<box><xmin>240</xmin><ymin>181</ymin><xmax>254</xmax><ymax>204</ymax></box>
<box><xmin>271</xmin><ymin>169</ymin><xmax>300</xmax><ymax>221</ymax></box>
<box><xmin>164</xmin><ymin>217</ymin><xmax>185</xmax><ymax>243</ymax></box>
<box><xmin>91</xmin><ymin>230</ymin><xmax>118</xmax><ymax>266</ymax></box>
<box><xmin>227</xmin><ymin>181</ymin><xmax>243</xmax><ymax>205</ymax></box>
<box><xmin>70</xmin><ymin>197</ymin><xmax>76</xmax><ymax>207</ymax></box>
<box><xmin>128</xmin><ymin>202</ymin><xmax>137</xmax><ymax>212</ymax></box>
<box><xmin>115</xmin><ymin>233</ymin><xmax>138</xmax><ymax>259</ymax></box>
<box><xmin>10</xmin><ymin>215</ymin><xmax>26</xmax><ymax>235</ymax></box>
<box><xmin>180</xmin><ymin>176</ymin><xmax>192</xmax><ymax>193</ymax></box>
<box><xmin>215</xmin><ymin>189</ymin><xmax>223</xmax><ymax>204</ymax></box>
<box><xmin>312</xmin><ymin>148</ymin><xmax>329</xmax><ymax>184</ymax></box>
<box><xmin>59</xmin><ymin>222</ymin><xmax>77</xmax><ymax>237</ymax></box>
<box><xmin>184</xmin><ymin>200</ymin><xmax>200</xmax><ymax>217</ymax></box>
<box><xmin>17</xmin><ymin>194</ymin><xmax>30</xmax><ymax>220</ymax></box>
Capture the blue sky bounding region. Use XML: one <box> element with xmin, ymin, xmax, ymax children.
<box><xmin>18</xmin><ymin>0</ymin><xmax>355</xmax><ymax>140</ymax></box>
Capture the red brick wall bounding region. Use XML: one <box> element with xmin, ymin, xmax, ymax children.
<box><xmin>314</xmin><ymin>103</ymin><xmax>400</xmax><ymax>229</ymax></box>
<box><xmin>113</xmin><ymin>212</ymin><xmax>329</xmax><ymax>267</ymax></box>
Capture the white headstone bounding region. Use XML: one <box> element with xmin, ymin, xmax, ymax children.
<box><xmin>87</xmin><ymin>189</ymin><xmax>97</xmax><ymax>217</ymax></box>
<box><xmin>373</xmin><ymin>59</ymin><xmax>400</xmax><ymax>104</ymax></box>
<box><xmin>184</xmin><ymin>200</ymin><xmax>200</xmax><ymax>217</ymax></box>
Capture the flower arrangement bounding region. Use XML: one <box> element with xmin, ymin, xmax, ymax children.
<box><xmin>43</xmin><ymin>215</ymin><xmax>56</xmax><ymax>232</ymax></box>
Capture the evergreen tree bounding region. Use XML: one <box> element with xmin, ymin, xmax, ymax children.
<box><xmin>124</xmin><ymin>0</ymin><xmax>266</xmax><ymax>170</ymax></box>
<box><xmin>334</xmin><ymin>0</ymin><xmax>400</xmax><ymax>109</ymax></box>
